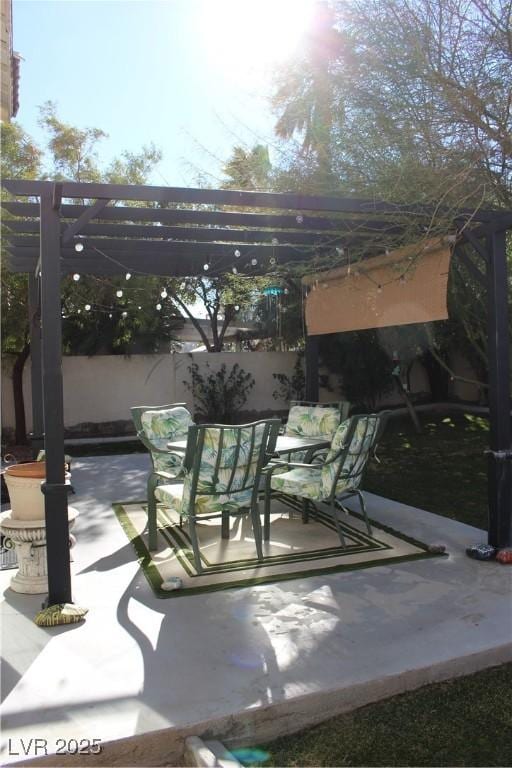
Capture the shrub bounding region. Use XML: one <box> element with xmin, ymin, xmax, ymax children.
<box><xmin>184</xmin><ymin>361</ymin><xmax>255</xmax><ymax>423</ymax></box>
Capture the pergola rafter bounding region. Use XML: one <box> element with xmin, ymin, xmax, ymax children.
<box><xmin>1</xmin><ymin>178</ymin><xmax>510</xmax><ymax>608</ymax></box>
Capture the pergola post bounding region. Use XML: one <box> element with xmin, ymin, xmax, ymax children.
<box><xmin>28</xmin><ymin>273</ymin><xmax>44</xmax><ymax>459</ymax></box>
<box><xmin>485</xmin><ymin>228</ymin><xmax>512</xmax><ymax>548</ymax></box>
<box><xmin>305</xmin><ymin>335</ymin><xmax>319</xmax><ymax>401</ymax></box>
<box><xmin>39</xmin><ymin>185</ymin><xmax>72</xmax><ymax>605</ymax></box>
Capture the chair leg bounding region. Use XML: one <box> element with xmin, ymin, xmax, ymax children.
<box><xmin>356</xmin><ymin>490</ymin><xmax>372</xmax><ymax>535</ymax></box>
<box><xmin>188</xmin><ymin>518</ymin><xmax>203</xmax><ymax>574</ymax></box>
<box><xmin>250</xmin><ymin>503</ymin><xmax>264</xmax><ymax>561</ymax></box>
<box><xmin>301</xmin><ymin>498</ymin><xmax>309</xmax><ymax>524</ymax></box>
<box><xmin>221</xmin><ymin>511</ymin><xmax>230</xmax><ymax>539</ymax></box>
<box><xmin>147</xmin><ymin>474</ymin><xmax>159</xmax><ymax>551</ymax></box>
<box><xmin>326</xmin><ymin>502</ymin><xmax>347</xmax><ymax>548</ymax></box>
<box><xmin>264</xmin><ymin>473</ymin><xmax>271</xmax><ymax>541</ymax></box>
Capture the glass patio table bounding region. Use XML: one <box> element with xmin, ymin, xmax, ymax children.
<box><xmin>166</xmin><ymin>433</ymin><xmax>330</xmax><ymax>459</ymax></box>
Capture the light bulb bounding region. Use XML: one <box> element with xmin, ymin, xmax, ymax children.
<box><xmin>156</xmin><ymin>303</ymin><xmax>162</xmax><ymax>311</ymax></box>
<box><xmin>108</xmin><ymin>313</ymin><xmax>112</xmax><ymax>318</ymax></box>
<box><xmin>296</xmin><ymin>214</ymin><xmax>303</xmax><ymax>224</ymax></box>
<box><xmin>385</xmin><ymin>248</ymin><xmax>390</xmax><ymax>256</ymax></box>
<box><xmin>74</xmin><ymin>242</ymin><xmax>84</xmax><ymax>253</ymax></box>
<box><xmin>377</xmin><ymin>285</ymin><xmax>383</xmax><ymax>294</ymax></box>
<box><xmin>232</xmin><ymin>267</ymin><xmax>238</xmax><ymax>275</ymax></box>
<box><xmin>116</xmin><ymin>289</ymin><xmax>123</xmax><ymax>298</ymax></box>
<box><xmin>336</xmin><ymin>247</ymin><xmax>345</xmax><ymax>256</ymax></box>
<box><xmin>125</xmin><ymin>272</ymin><xmax>131</xmax><ymax>280</ymax></box>
<box><xmin>138</xmin><ymin>305</ymin><xmax>142</xmax><ymax>310</ymax></box>
<box><xmin>234</xmin><ymin>305</ymin><xmax>240</xmax><ymax>311</ymax></box>
<box><xmin>85</xmin><ymin>304</ymin><xmax>91</xmax><ymax>311</ymax></box>
<box><xmin>251</xmin><ymin>258</ymin><xmax>258</xmax><ymax>266</ymax></box>
<box><xmin>271</xmin><ymin>237</ymin><xmax>279</xmax><ymax>246</ymax></box>
<box><xmin>269</xmin><ymin>257</ymin><xmax>276</xmax><ymax>266</ymax></box>
<box><xmin>73</xmin><ymin>273</ymin><xmax>80</xmax><ymax>281</ymax></box>
<box><xmin>160</xmin><ymin>289</ymin><xmax>168</xmax><ymax>298</ymax></box>
<box><xmin>234</xmin><ymin>249</ymin><xmax>241</xmax><ymax>258</ymax></box>
<box><xmin>203</xmin><ymin>263</ymin><xmax>209</xmax><ymax>271</ymax></box>
<box><xmin>122</xmin><ymin>311</ymin><xmax>128</xmax><ymax>318</ymax></box>
<box><xmin>284</xmin><ymin>288</ymin><xmax>289</xmax><ymax>295</ymax></box>
<box><xmin>77</xmin><ymin>309</ymin><xmax>81</xmax><ymax>314</ymax></box>
<box><xmin>180</xmin><ymin>281</ymin><xmax>186</xmax><ymax>289</ymax></box>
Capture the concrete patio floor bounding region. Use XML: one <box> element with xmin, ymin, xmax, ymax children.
<box><xmin>1</xmin><ymin>453</ymin><xmax>511</xmax><ymax>767</ymax></box>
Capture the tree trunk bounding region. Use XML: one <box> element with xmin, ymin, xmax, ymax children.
<box><xmin>393</xmin><ymin>373</ymin><xmax>422</xmax><ymax>434</ymax></box>
<box><xmin>12</xmin><ymin>343</ymin><xmax>30</xmax><ymax>445</ymax></box>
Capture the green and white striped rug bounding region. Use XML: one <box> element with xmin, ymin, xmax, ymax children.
<box><xmin>114</xmin><ymin>498</ymin><xmax>443</xmax><ymax>598</ymax></box>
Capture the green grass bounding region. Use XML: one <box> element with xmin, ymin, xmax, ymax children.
<box><xmin>364</xmin><ymin>411</ymin><xmax>490</xmax><ymax>530</ymax></box>
<box><xmin>252</xmin><ymin>663</ymin><xmax>512</xmax><ymax>767</ymax></box>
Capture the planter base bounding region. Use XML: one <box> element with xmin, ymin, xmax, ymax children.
<box><xmin>0</xmin><ymin>508</ymin><xmax>79</xmax><ymax>595</ymax></box>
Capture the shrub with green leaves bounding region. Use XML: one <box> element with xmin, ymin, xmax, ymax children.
<box><xmin>184</xmin><ymin>361</ymin><xmax>255</xmax><ymax>423</ymax></box>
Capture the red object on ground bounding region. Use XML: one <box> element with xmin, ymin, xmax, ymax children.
<box><xmin>496</xmin><ymin>548</ymin><xmax>512</xmax><ymax>564</ymax></box>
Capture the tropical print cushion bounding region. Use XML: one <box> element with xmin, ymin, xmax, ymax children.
<box><xmin>321</xmin><ymin>416</ymin><xmax>380</xmax><ymax>497</ymax></box>
<box><xmin>271</xmin><ymin>466</ymin><xmax>324</xmax><ymax>500</ymax></box>
<box><xmin>155</xmin><ymin>482</ymin><xmax>254</xmax><ymax>517</ymax></box>
<box><xmin>285</xmin><ymin>405</ymin><xmax>340</xmax><ymax>441</ymax></box>
<box><xmin>141</xmin><ymin>407</ymin><xmax>194</xmax><ymax>474</ymax></box>
<box><xmin>155</xmin><ymin>423</ymin><xmax>267</xmax><ymax>517</ymax></box>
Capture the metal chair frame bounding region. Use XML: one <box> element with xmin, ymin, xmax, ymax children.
<box><xmin>162</xmin><ymin>419</ymin><xmax>280</xmax><ymax>573</ymax></box>
<box><xmin>265</xmin><ymin>413</ymin><xmax>387</xmax><ymax>547</ymax></box>
<box><xmin>131</xmin><ymin>403</ymin><xmax>190</xmax><ymax>551</ymax></box>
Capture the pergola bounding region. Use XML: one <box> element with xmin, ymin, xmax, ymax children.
<box><xmin>3</xmin><ymin>178</ymin><xmax>511</xmax><ymax>605</ymax></box>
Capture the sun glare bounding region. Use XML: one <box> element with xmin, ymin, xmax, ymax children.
<box><xmin>202</xmin><ymin>0</ymin><xmax>317</xmax><ymax>85</ymax></box>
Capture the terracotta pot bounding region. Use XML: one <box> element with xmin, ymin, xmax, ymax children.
<box><xmin>4</xmin><ymin>464</ymin><xmax>71</xmax><ymax>521</ymax></box>
<box><xmin>5</xmin><ymin>462</ymin><xmax>47</xmax><ymax>479</ymax></box>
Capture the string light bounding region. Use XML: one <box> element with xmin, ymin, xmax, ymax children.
<box><xmin>234</xmin><ymin>249</ymin><xmax>241</xmax><ymax>258</ymax></box>
<box><xmin>73</xmin><ymin>273</ymin><xmax>80</xmax><ymax>281</ymax></box>
<box><xmin>385</xmin><ymin>248</ymin><xmax>390</xmax><ymax>256</ymax></box>
<box><xmin>269</xmin><ymin>257</ymin><xmax>276</xmax><ymax>266</ymax></box>
<box><xmin>160</xmin><ymin>289</ymin><xmax>168</xmax><ymax>299</ymax></box>
<box><xmin>232</xmin><ymin>266</ymin><xmax>238</xmax><ymax>275</ymax></box>
<box><xmin>122</xmin><ymin>311</ymin><xmax>128</xmax><ymax>318</ymax></box>
<box><xmin>296</xmin><ymin>214</ymin><xmax>303</xmax><ymax>224</ymax></box>
<box><xmin>125</xmin><ymin>272</ymin><xmax>132</xmax><ymax>280</ymax></box>
<box><xmin>251</xmin><ymin>258</ymin><xmax>258</xmax><ymax>266</ymax></box>
<box><xmin>234</xmin><ymin>305</ymin><xmax>240</xmax><ymax>311</ymax></box>
<box><xmin>271</xmin><ymin>237</ymin><xmax>279</xmax><ymax>246</ymax></box>
<box><xmin>336</xmin><ymin>247</ymin><xmax>345</xmax><ymax>256</ymax></box>
<box><xmin>85</xmin><ymin>304</ymin><xmax>91</xmax><ymax>311</ymax></box>
<box><xmin>74</xmin><ymin>242</ymin><xmax>84</xmax><ymax>253</ymax></box>
<box><xmin>108</xmin><ymin>313</ymin><xmax>113</xmax><ymax>318</ymax></box>
<box><xmin>138</xmin><ymin>305</ymin><xmax>142</xmax><ymax>310</ymax></box>
<box><xmin>377</xmin><ymin>285</ymin><xmax>383</xmax><ymax>294</ymax></box>
<box><xmin>156</xmin><ymin>303</ymin><xmax>162</xmax><ymax>311</ymax></box>
<box><xmin>116</xmin><ymin>289</ymin><xmax>123</xmax><ymax>298</ymax></box>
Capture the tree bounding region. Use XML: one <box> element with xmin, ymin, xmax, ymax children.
<box><xmin>1</xmin><ymin>122</ymin><xmax>43</xmax><ymax>444</ymax></box>
<box><xmin>270</xmin><ymin>0</ymin><xmax>511</xmax><ymax>389</ymax></box>
<box><xmin>1</xmin><ymin>108</ymin><xmax>167</xmax><ymax>445</ymax></box>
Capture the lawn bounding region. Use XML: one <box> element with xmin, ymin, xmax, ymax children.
<box><xmin>254</xmin><ymin>662</ymin><xmax>512</xmax><ymax>767</ymax></box>
<box><xmin>364</xmin><ymin>410</ymin><xmax>490</xmax><ymax>530</ymax></box>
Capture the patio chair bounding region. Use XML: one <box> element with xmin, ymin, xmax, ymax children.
<box><xmin>153</xmin><ymin>419</ymin><xmax>280</xmax><ymax>573</ymax></box>
<box><xmin>281</xmin><ymin>400</ymin><xmax>351</xmax><ymax>462</ymax></box>
<box><xmin>131</xmin><ymin>403</ymin><xmax>194</xmax><ymax>550</ymax></box>
<box><xmin>266</xmin><ymin>413</ymin><xmax>387</xmax><ymax>546</ymax></box>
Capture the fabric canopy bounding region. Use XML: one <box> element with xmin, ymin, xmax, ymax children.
<box><xmin>304</xmin><ymin>237</ymin><xmax>453</xmax><ymax>335</ymax></box>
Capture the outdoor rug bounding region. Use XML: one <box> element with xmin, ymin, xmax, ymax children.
<box><xmin>114</xmin><ymin>498</ymin><xmax>443</xmax><ymax>598</ymax></box>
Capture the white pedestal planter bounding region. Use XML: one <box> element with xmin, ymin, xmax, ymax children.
<box><xmin>1</xmin><ymin>462</ymin><xmax>77</xmax><ymax>595</ymax></box>
<box><xmin>0</xmin><ymin>508</ymin><xmax>79</xmax><ymax>594</ymax></box>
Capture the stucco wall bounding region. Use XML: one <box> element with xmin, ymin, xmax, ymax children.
<box><xmin>1</xmin><ymin>352</ymin><xmax>300</xmax><ymax>433</ymax></box>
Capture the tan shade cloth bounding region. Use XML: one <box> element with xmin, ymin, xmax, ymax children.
<box><xmin>305</xmin><ymin>237</ymin><xmax>452</xmax><ymax>335</ymax></box>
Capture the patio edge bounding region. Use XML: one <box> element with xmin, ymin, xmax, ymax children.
<box><xmin>9</xmin><ymin>641</ymin><xmax>512</xmax><ymax>768</ymax></box>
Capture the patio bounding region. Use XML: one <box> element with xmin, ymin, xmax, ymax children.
<box><xmin>1</xmin><ymin>452</ymin><xmax>511</xmax><ymax>766</ymax></box>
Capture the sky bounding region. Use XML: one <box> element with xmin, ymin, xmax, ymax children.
<box><xmin>13</xmin><ymin>0</ymin><xmax>316</xmax><ymax>186</ymax></box>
